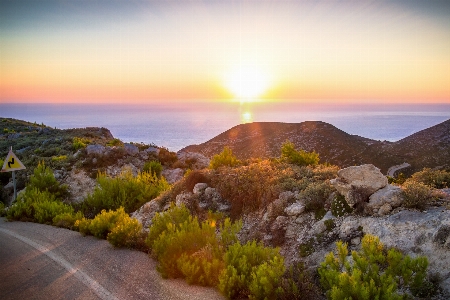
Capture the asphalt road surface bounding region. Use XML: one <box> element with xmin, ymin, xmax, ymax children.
<box><xmin>0</xmin><ymin>218</ymin><xmax>224</xmax><ymax>300</ymax></box>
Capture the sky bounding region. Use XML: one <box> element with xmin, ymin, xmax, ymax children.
<box><xmin>1</xmin><ymin>0</ymin><xmax>449</xmax><ymax>104</ymax></box>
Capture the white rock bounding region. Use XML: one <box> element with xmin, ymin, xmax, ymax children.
<box><xmin>124</xmin><ymin>143</ymin><xmax>139</xmax><ymax>156</ymax></box>
<box><xmin>177</xmin><ymin>151</ymin><xmax>210</xmax><ymax>170</ymax></box>
<box><xmin>331</xmin><ymin>164</ymin><xmax>388</xmax><ymax>207</ymax></box>
<box><xmin>193</xmin><ymin>183</ymin><xmax>208</xmax><ymax>194</ymax></box>
<box><xmin>162</xmin><ymin>168</ymin><xmax>184</xmax><ymax>184</ymax></box>
<box><xmin>86</xmin><ymin>144</ymin><xmax>106</xmax><ymax>156</ymax></box>
<box><xmin>284</xmin><ymin>202</ymin><xmax>306</xmax><ymax>216</ymax></box>
<box><xmin>367</xmin><ymin>184</ymin><xmax>403</xmax><ymax>215</ymax></box>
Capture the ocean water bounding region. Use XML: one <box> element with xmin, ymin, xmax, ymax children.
<box><xmin>1</xmin><ymin>102</ymin><xmax>449</xmax><ymax>152</ymax></box>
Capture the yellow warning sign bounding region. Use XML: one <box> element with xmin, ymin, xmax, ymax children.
<box><xmin>1</xmin><ymin>149</ymin><xmax>26</xmax><ymax>172</ymax></box>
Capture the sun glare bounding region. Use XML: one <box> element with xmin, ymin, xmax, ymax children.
<box><xmin>224</xmin><ymin>65</ymin><xmax>271</xmax><ymax>100</ymax></box>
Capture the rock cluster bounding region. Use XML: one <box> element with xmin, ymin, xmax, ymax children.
<box><xmin>330</xmin><ymin>164</ymin><xmax>403</xmax><ymax>216</ymax></box>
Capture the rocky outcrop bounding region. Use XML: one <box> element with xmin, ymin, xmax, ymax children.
<box><xmin>86</xmin><ymin>144</ymin><xmax>106</xmax><ymax>156</ymax></box>
<box><xmin>366</xmin><ymin>184</ymin><xmax>403</xmax><ymax>216</ymax></box>
<box><xmin>124</xmin><ymin>143</ymin><xmax>139</xmax><ymax>156</ymax></box>
<box><xmin>330</xmin><ymin>164</ymin><xmax>388</xmax><ymax>207</ymax></box>
<box><xmin>177</xmin><ymin>151</ymin><xmax>210</xmax><ymax>170</ymax></box>
<box><xmin>62</xmin><ymin>169</ymin><xmax>96</xmax><ymax>203</ymax></box>
<box><xmin>162</xmin><ymin>168</ymin><xmax>184</xmax><ymax>184</ymax></box>
<box><xmin>131</xmin><ymin>198</ymin><xmax>163</xmax><ymax>230</ymax></box>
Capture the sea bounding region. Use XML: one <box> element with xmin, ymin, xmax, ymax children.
<box><xmin>1</xmin><ymin>102</ymin><xmax>449</xmax><ymax>152</ymax></box>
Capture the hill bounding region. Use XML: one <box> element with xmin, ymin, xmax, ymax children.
<box><xmin>181</xmin><ymin>119</ymin><xmax>450</xmax><ymax>174</ymax></box>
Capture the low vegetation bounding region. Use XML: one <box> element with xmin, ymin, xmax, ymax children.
<box><xmin>281</xmin><ymin>140</ymin><xmax>320</xmax><ymax>167</ymax></box>
<box><xmin>209</xmin><ymin>146</ymin><xmax>241</xmax><ymax>169</ymax></box>
<box><xmin>319</xmin><ymin>234</ymin><xmax>432</xmax><ymax>299</ymax></box>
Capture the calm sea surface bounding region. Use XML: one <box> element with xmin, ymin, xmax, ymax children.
<box><xmin>1</xmin><ymin>102</ymin><xmax>449</xmax><ymax>152</ymax></box>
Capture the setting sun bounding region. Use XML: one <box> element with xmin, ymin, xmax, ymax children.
<box><xmin>224</xmin><ymin>64</ymin><xmax>271</xmax><ymax>100</ymax></box>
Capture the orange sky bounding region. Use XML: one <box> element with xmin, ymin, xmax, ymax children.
<box><xmin>1</xmin><ymin>1</ymin><xmax>449</xmax><ymax>104</ymax></box>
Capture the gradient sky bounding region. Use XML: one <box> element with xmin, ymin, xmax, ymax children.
<box><xmin>1</xmin><ymin>0</ymin><xmax>449</xmax><ymax>104</ymax></box>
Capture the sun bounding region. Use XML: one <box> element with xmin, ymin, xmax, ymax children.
<box><xmin>224</xmin><ymin>64</ymin><xmax>271</xmax><ymax>100</ymax></box>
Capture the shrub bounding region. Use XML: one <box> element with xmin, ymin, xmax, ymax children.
<box><xmin>276</xmin><ymin>262</ymin><xmax>322</xmax><ymax>300</ymax></box>
<box><xmin>28</xmin><ymin>162</ymin><xmax>69</xmax><ymax>200</ymax></box>
<box><xmin>143</xmin><ymin>160</ymin><xmax>163</xmax><ymax>178</ymax></box>
<box><xmin>72</xmin><ymin>137</ymin><xmax>90</xmax><ymax>150</ymax></box>
<box><xmin>402</xmin><ymin>180</ymin><xmax>435</xmax><ymax>210</ymax></box>
<box><xmin>75</xmin><ymin>217</ymin><xmax>92</xmax><ymax>236</ymax></box>
<box><xmin>0</xmin><ymin>201</ymin><xmax>6</xmax><ymax>217</ymax></box>
<box><xmin>218</xmin><ymin>240</ymin><xmax>285</xmax><ymax>299</ymax></box>
<box><xmin>331</xmin><ymin>194</ymin><xmax>353</xmax><ymax>217</ymax></box>
<box><xmin>209</xmin><ymin>146</ymin><xmax>240</xmax><ymax>169</ymax></box>
<box><xmin>53</xmin><ymin>211</ymin><xmax>84</xmax><ymax>230</ymax></box>
<box><xmin>88</xmin><ymin>207</ymin><xmax>128</xmax><ymax>239</ymax></box>
<box><xmin>183</xmin><ymin>169</ymin><xmax>210</xmax><ymax>192</ymax></box>
<box><xmin>6</xmin><ymin>188</ymin><xmax>47</xmax><ymax>221</ymax></box>
<box><xmin>82</xmin><ymin>169</ymin><xmax>170</xmax><ymax>217</ymax></box>
<box><xmin>51</xmin><ymin>155</ymin><xmax>67</xmax><ymax>162</ymax></box>
<box><xmin>281</xmin><ymin>140</ymin><xmax>319</xmax><ymax>166</ymax></box>
<box><xmin>319</xmin><ymin>234</ymin><xmax>429</xmax><ymax>300</ymax></box>
<box><xmin>146</xmin><ymin>204</ymin><xmax>241</xmax><ymax>285</ymax></box>
<box><xmin>34</xmin><ymin>199</ymin><xmax>74</xmax><ymax>224</ymax></box>
<box><xmin>158</xmin><ymin>147</ymin><xmax>178</xmax><ymax>166</ymax></box>
<box><xmin>410</xmin><ymin>168</ymin><xmax>450</xmax><ymax>189</ymax></box>
<box><xmin>107</xmin><ymin>215</ymin><xmax>143</xmax><ymax>248</ymax></box>
<box><xmin>300</xmin><ymin>181</ymin><xmax>334</xmax><ymax>213</ymax></box>
<box><xmin>106</xmin><ymin>138</ymin><xmax>123</xmax><ymax>147</ymax></box>
<box><xmin>210</xmin><ymin>160</ymin><xmax>282</xmax><ymax>219</ymax></box>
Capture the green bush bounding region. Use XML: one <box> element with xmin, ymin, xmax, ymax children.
<box><xmin>107</xmin><ymin>215</ymin><xmax>143</xmax><ymax>248</ymax></box>
<box><xmin>158</xmin><ymin>147</ymin><xmax>178</xmax><ymax>166</ymax></box>
<box><xmin>276</xmin><ymin>262</ymin><xmax>321</xmax><ymax>300</ymax></box>
<box><xmin>143</xmin><ymin>160</ymin><xmax>163</xmax><ymax>178</ymax></box>
<box><xmin>75</xmin><ymin>217</ymin><xmax>92</xmax><ymax>236</ymax></box>
<box><xmin>33</xmin><ymin>199</ymin><xmax>74</xmax><ymax>224</ymax></box>
<box><xmin>218</xmin><ymin>240</ymin><xmax>285</xmax><ymax>299</ymax></box>
<box><xmin>28</xmin><ymin>162</ymin><xmax>69</xmax><ymax>200</ymax></box>
<box><xmin>281</xmin><ymin>140</ymin><xmax>319</xmax><ymax>167</ymax></box>
<box><xmin>6</xmin><ymin>188</ymin><xmax>53</xmax><ymax>220</ymax></box>
<box><xmin>72</xmin><ymin>137</ymin><xmax>90</xmax><ymax>150</ymax></box>
<box><xmin>331</xmin><ymin>194</ymin><xmax>353</xmax><ymax>217</ymax></box>
<box><xmin>88</xmin><ymin>207</ymin><xmax>128</xmax><ymax>239</ymax></box>
<box><xmin>82</xmin><ymin>169</ymin><xmax>170</xmax><ymax>217</ymax></box>
<box><xmin>410</xmin><ymin>168</ymin><xmax>450</xmax><ymax>189</ymax></box>
<box><xmin>300</xmin><ymin>181</ymin><xmax>334</xmax><ymax>213</ymax></box>
<box><xmin>0</xmin><ymin>201</ymin><xmax>6</xmax><ymax>217</ymax></box>
<box><xmin>106</xmin><ymin>138</ymin><xmax>123</xmax><ymax>147</ymax></box>
<box><xmin>401</xmin><ymin>180</ymin><xmax>435</xmax><ymax>210</ymax></box>
<box><xmin>319</xmin><ymin>234</ymin><xmax>429</xmax><ymax>300</ymax></box>
<box><xmin>53</xmin><ymin>211</ymin><xmax>84</xmax><ymax>230</ymax></box>
<box><xmin>209</xmin><ymin>146</ymin><xmax>240</xmax><ymax>169</ymax></box>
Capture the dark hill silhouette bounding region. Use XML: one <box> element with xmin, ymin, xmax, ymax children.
<box><xmin>181</xmin><ymin>119</ymin><xmax>450</xmax><ymax>174</ymax></box>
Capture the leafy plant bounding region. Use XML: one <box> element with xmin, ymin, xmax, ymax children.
<box><xmin>300</xmin><ymin>181</ymin><xmax>334</xmax><ymax>214</ymax></box>
<box><xmin>218</xmin><ymin>240</ymin><xmax>285</xmax><ymax>299</ymax></box>
<box><xmin>88</xmin><ymin>207</ymin><xmax>128</xmax><ymax>239</ymax></box>
<box><xmin>72</xmin><ymin>137</ymin><xmax>90</xmax><ymax>150</ymax></box>
<box><xmin>143</xmin><ymin>160</ymin><xmax>163</xmax><ymax>178</ymax></box>
<box><xmin>331</xmin><ymin>194</ymin><xmax>353</xmax><ymax>217</ymax></box>
<box><xmin>401</xmin><ymin>180</ymin><xmax>435</xmax><ymax>210</ymax></box>
<box><xmin>28</xmin><ymin>161</ymin><xmax>69</xmax><ymax>200</ymax></box>
<box><xmin>53</xmin><ymin>211</ymin><xmax>84</xmax><ymax>230</ymax></box>
<box><xmin>82</xmin><ymin>168</ymin><xmax>170</xmax><ymax>217</ymax></box>
<box><xmin>209</xmin><ymin>146</ymin><xmax>240</xmax><ymax>169</ymax></box>
<box><xmin>410</xmin><ymin>168</ymin><xmax>450</xmax><ymax>189</ymax></box>
<box><xmin>107</xmin><ymin>213</ymin><xmax>143</xmax><ymax>248</ymax></box>
<box><xmin>319</xmin><ymin>234</ymin><xmax>429</xmax><ymax>300</ymax></box>
<box><xmin>276</xmin><ymin>262</ymin><xmax>321</xmax><ymax>300</ymax></box>
<box><xmin>281</xmin><ymin>140</ymin><xmax>319</xmax><ymax>167</ymax></box>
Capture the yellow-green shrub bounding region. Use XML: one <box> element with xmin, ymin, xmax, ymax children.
<box><xmin>82</xmin><ymin>169</ymin><xmax>170</xmax><ymax>217</ymax></box>
<box><xmin>402</xmin><ymin>180</ymin><xmax>435</xmax><ymax>210</ymax></box>
<box><xmin>107</xmin><ymin>216</ymin><xmax>143</xmax><ymax>248</ymax></box>
<box><xmin>281</xmin><ymin>140</ymin><xmax>319</xmax><ymax>167</ymax></box>
<box><xmin>319</xmin><ymin>234</ymin><xmax>429</xmax><ymax>300</ymax></box>
<box><xmin>53</xmin><ymin>211</ymin><xmax>84</xmax><ymax>230</ymax></box>
<box><xmin>410</xmin><ymin>168</ymin><xmax>450</xmax><ymax>189</ymax></box>
<box><xmin>209</xmin><ymin>146</ymin><xmax>240</xmax><ymax>169</ymax></box>
<box><xmin>28</xmin><ymin>162</ymin><xmax>69</xmax><ymax>200</ymax></box>
<box><xmin>33</xmin><ymin>199</ymin><xmax>74</xmax><ymax>224</ymax></box>
<box><xmin>88</xmin><ymin>207</ymin><xmax>128</xmax><ymax>239</ymax></box>
<box><xmin>72</xmin><ymin>137</ymin><xmax>90</xmax><ymax>150</ymax></box>
<box><xmin>75</xmin><ymin>217</ymin><xmax>92</xmax><ymax>236</ymax></box>
<box><xmin>218</xmin><ymin>240</ymin><xmax>285</xmax><ymax>299</ymax></box>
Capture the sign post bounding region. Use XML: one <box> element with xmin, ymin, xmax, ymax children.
<box><xmin>1</xmin><ymin>147</ymin><xmax>26</xmax><ymax>202</ymax></box>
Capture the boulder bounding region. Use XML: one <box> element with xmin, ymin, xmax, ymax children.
<box><xmin>145</xmin><ymin>147</ymin><xmax>160</xmax><ymax>156</ymax></box>
<box><xmin>193</xmin><ymin>182</ymin><xmax>208</xmax><ymax>194</ymax></box>
<box><xmin>366</xmin><ymin>184</ymin><xmax>403</xmax><ymax>216</ymax></box>
<box><xmin>284</xmin><ymin>202</ymin><xmax>305</xmax><ymax>216</ymax></box>
<box><xmin>330</xmin><ymin>164</ymin><xmax>388</xmax><ymax>207</ymax></box>
<box><xmin>86</xmin><ymin>144</ymin><xmax>106</xmax><ymax>156</ymax></box>
<box><xmin>162</xmin><ymin>168</ymin><xmax>184</xmax><ymax>184</ymax></box>
<box><xmin>132</xmin><ymin>198</ymin><xmax>163</xmax><ymax>230</ymax></box>
<box><xmin>359</xmin><ymin>208</ymin><xmax>450</xmax><ymax>295</ymax></box>
<box><xmin>176</xmin><ymin>192</ymin><xmax>193</xmax><ymax>207</ymax></box>
<box><xmin>124</xmin><ymin>143</ymin><xmax>139</xmax><ymax>156</ymax></box>
<box><xmin>177</xmin><ymin>151</ymin><xmax>210</xmax><ymax>170</ymax></box>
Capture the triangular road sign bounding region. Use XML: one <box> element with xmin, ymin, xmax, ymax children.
<box><xmin>1</xmin><ymin>149</ymin><xmax>26</xmax><ymax>172</ymax></box>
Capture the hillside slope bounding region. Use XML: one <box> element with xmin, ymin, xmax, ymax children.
<box><xmin>181</xmin><ymin>120</ymin><xmax>450</xmax><ymax>173</ymax></box>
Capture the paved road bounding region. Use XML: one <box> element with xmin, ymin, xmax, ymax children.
<box><xmin>387</xmin><ymin>163</ymin><xmax>411</xmax><ymax>177</ymax></box>
<box><xmin>0</xmin><ymin>218</ymin><xmax>224</xmax><ymax>300</ymax></box>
